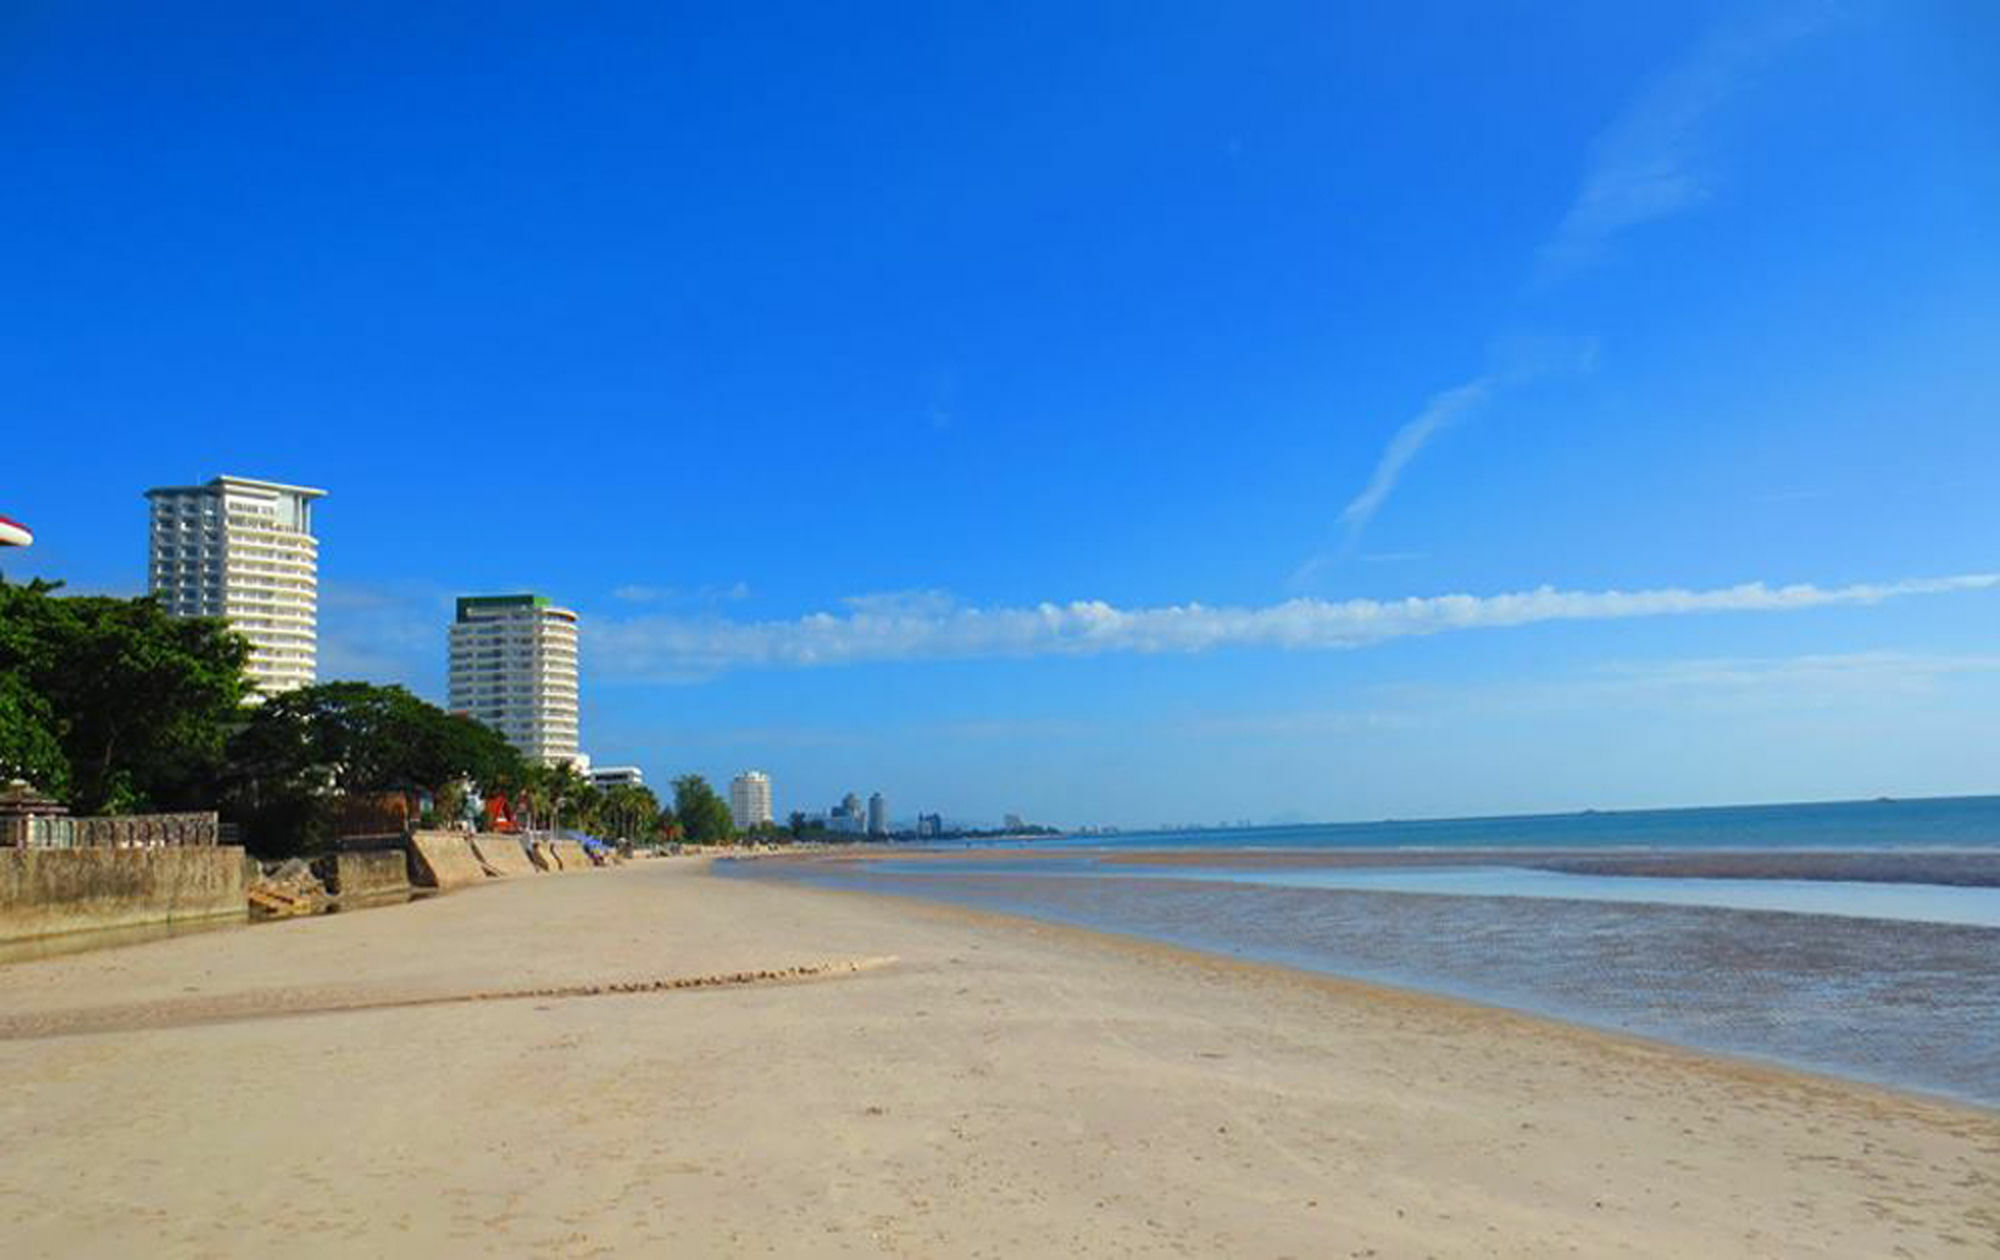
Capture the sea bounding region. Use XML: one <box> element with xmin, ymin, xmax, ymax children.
<box><xmin>722</xmin><ymin>795</ymin><xmax>2000</xmax><ymax>1108</ymax></box>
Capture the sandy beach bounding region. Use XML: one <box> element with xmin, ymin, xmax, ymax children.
<box><xmin>0</xmin><ymin>859</ymin><xmax>1993</xmax><ymax>1258</ymax></box>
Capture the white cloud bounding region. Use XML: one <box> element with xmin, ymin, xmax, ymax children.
<box><xmin>1335</xmin><ymin>377</ymin><xmax>1493</xmax><ymax>545</ymax></box>
<box><xmin>1539</xmin><ymin>3</ymin><xmax>1830</xmax><ymax>279</ymax></box>
<box><xmin>1586</xmin><ymin>650</ymin><xmax>2000</xmax><ymax>703</ymax></box>
<box><xmin>318</xmin><ymin>580</ymin><xmax>455</xmax><ymax>689</ymax></box>
<box><xmin>1327</xmin><ymin>6</ymin><xmax>1831</xmax><ymax>557</ymax></box>
<box><xmin>612</xmin><ymin>581</ymin><xmax>752</xmax><ymax>605</ymax></box>
<box><xmin>588</xmin><ymin>572</ymin><xmax>1998</xmax><ymax>681</ymax></box>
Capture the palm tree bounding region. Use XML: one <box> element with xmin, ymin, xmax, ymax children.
<box><xmin>512</xmin><ymin>763</ymin><xmax>553</xmax><ymax>834</ymax></box>
<box><xmin>544</xmin><ymin>761</ymin><xmax>589</xmax><ymax>835</ymax></box>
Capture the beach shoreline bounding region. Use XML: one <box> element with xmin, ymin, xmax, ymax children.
<box><xmin>739</xmin><ymin>862</ymin><xmax>2000</xmax><ymax>1119</ymax></box>
<box><xmin>1</xmin><ymin>859</ymin><xmax>1993</xmax><ymax>1256</ymax></box>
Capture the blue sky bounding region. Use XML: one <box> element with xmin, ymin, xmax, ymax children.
<box><xmin>5</xmin><ymin>1</ymin><xmax>1997</xmax><ymax>827</ymax></box>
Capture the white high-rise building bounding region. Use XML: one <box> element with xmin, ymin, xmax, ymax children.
<box><xmin>146</xmin><ymin>475</ymin><xmax>326</xmax><ymax>694</ymax></box>
<box><xmin>867</xmin><ymin>791</ymin><xmax>888</xmax><ymax>837</ymax></box>
<box><xmin>447</xmin><ymin>594</ymin><xmax>582</xmax><ymax>767</ymax></box>
<box><xmin>730</xmin><ymin>771</ymin><xmax>773</xmax><ymax>831</ymax></box>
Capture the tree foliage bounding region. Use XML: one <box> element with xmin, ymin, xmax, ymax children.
<box><xmin>230</xmin><ymin>682</ymin><xmax>520</xmax><ymax>796</ymax></box>
<box><xmin>0</xmin><ymin>579</ymin><xmax>251</xmax><ymax>813</ymax></box>
<box><xmin>221</xmin><ymin>681</ymin><xmax>524</xmax><ymax>856</ymax></box>
<box><xmin>597</xmin><ymin>782</ymin><xmax>662</xmax><ymax>842</ymax></box>
<box><xmin>510</xmin><ymin>759</ymin><xmax>590</xmax><ymax>832</ymax></box>
<box><xmin>672</xmin><ymin>774</ymin><xmax>734</xmax><ymax>845</ymax></box>
<box><xmin>0</xmin><ymin>672</ymin><xmax>68</xmax><ymax>796</ymax></box>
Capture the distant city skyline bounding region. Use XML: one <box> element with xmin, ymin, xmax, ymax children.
<box><xmin>7</xmin><ymin>4</ymin><xmax>1997</xmax><ymax>825</ymax></box>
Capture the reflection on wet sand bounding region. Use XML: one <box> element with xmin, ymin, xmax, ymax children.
<box><xmin>739</xmin><ymin>853</ymin><xmax>2000</xmax><ymax>1107</ymax></box>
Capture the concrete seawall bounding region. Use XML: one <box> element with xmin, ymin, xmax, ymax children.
<box><xmin>407</xmin><ymin>832</ymin><xmax>488</xmax><ymax>890</ymax></box>
<box><xmin>0</xmin><ymin>847</ymin><xmax>248</xmax><ymax>942</ymax></box>
<box><xmin>326</xmin><ymin>850</ymin><xmax>410</xmax><ymax>898</ymax></box>
<box><xmin>469</xmin><ymin>835</ymin><xmax>537</xmax><ymax>878</ymax></box>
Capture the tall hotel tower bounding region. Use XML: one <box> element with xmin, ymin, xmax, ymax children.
<box><xmin>730</xmin><ymin>771</ymin><xmax>773</xmax><ymax>831</ymax></box>
<box><xmin>146</xmin><ymin>475</ymin><xmax>326</xmax><ymax>694</ymax></box>
<box><xmin>447</xmin><ymin>594</ymin><xmax>582</xmax><ymax>767</ymax></box>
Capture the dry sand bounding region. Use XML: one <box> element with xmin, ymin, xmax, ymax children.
<box><xmin>0</xmin><ymin>858</ymin><xmax>1992</xmax><ymax>1257</ymax></box>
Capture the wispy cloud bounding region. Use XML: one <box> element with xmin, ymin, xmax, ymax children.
<box><xmin>1586</xmin><ymin>650</ymin><xmax>2000</xmax><ymax>701</ymax></box>
<box><xmin>588</xmin><ymin>572</ymin><xmax>1997</xmax><ymax>682</ymax></box>
<box><xmin>318</xmin><ymin>579</ymin><xmax>456</xmax><ymax>689</ymax></box>
<box><xmin>1367</xmin><ymin>649</ymin><xmax>2000</xmax><ymax>727</ymax></box>
<box><xmin>1539</xmin><ymin>3</ymin><xmax>1831</xmax><ymax>280</ymax></box>
<box><xmin>1326</xmin><ymin>4</ymin><xmax>1831</xmax><ymax>557</ymax></box>
<box><xmin>1335</xmin><ymin>377</ymin><xmax>1493</xmax><ymax>546</ymax></box>
<box><xmin>611</xmin><ymin>580</ymin><xmax>751</xmax><ymax>605</ymax></box>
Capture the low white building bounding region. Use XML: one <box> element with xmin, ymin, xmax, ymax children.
<box><xmin>589</xmin><ymin>766</ymin><xmax>645</xmax><ymax>790</ymax></box>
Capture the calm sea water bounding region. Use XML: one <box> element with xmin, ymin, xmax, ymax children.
<box><xmin>1032</xmin><ymin>793</ymin><xmax>2000</xmax><ymax>853</ymax></box>
<box><xmin>724</xmin><ymin>795</ymin><xmax>2000</xmax><ymax>1107</ymax></box>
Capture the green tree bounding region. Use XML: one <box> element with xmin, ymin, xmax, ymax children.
<box><xmin>221</xmin><ymin>682</ymin><xmax>524</xmax><ymax>856</ymax></box>
<box><xmin>0</xmin><ymin>672</ymin><xmax>68</xmax><ymax>796</ymax></box>
<box><xmin>600</xmin><ymin>783</ymin><xmax>662</xmax><ymax>843</ymax></box>
<box><xmin>509</xmin><ymin>760</ymin><xmax>595</xmax><ymax>833</ymax></box>
<box><xmin>672</xmin><ymin>774</ymin><xmax>734</xmax><ymax>845</ymax></box>
<box><xmin>0</xmin><ymin>579</ymin><xmax>251</xmax><ymax>813</ymax></box>
<box><xmin>232</xmin><ymin>682</ymin><xmax>519</xmax><ymax>797</ymax></box>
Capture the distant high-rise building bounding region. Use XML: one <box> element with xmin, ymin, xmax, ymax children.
<box><xmin>730</xmin><ymin>771</ymin><xmax>773</xmax><ymax>830</ymax></box>
<box><xmin>916</xmin><ymin>812</ymin><xmax>943</xmax><ymax>838</ymax></box>
<box><xmin>1003</xmin><ymin>813</ymin><xmax>1027</xmax><ymax>832</ymax></box>
<box><xmin>146</xmin><ymin>475</ymin><xmax>326</xmax><ymax>694</ymax></box>
<box><xmin>447</xmin><ymin>594</ymin><xmax>581</xmax><ymax>767</ymax></box>
<box><xmin>830</xmin><ymin>792</ymin><xmax>866</xmax><ymax>835</ymax></box>
<box><xmin>867</xmin><ymin>792</ymin><xmax>888</xmax><ymax>837</ymax></box>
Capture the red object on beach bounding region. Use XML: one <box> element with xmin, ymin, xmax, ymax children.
<box><xmin>484</xmin><ymin>793</ymin><xmax>518</xmax><ymax>832</ymax></box>
<box><xmin>0</xmin><ymin>515</ymin><xmax>31</xmax><ymax>547</ymax></box>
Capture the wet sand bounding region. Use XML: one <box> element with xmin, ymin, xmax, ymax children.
<box><xmin>0</xmin><ymin>858</ymin><xmax>1993</xmax><ymax>1257</ymax></box>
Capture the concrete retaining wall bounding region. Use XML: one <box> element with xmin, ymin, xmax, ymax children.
<box><xmin>0</xmin><ymin>847</ymin><xmax>248</xmax><ymax>942</ymax></box>
<box><xmin>550</xmin><ymin>840</ymin><xmax>595</xmax><ymax>871</ymax></box>
<box><xmin>468</xmin><ymin>834</ymin><xmax>537</xmax><ymax>878</ymax></box>
<box><xmin>329</xmin><ymin>850</ymin><xmax>409</xmax><ymax>898</ymax></box>
<box><xmin>406</xmin><ymin>831</ymin><xmax>488</xmax><ymax>890</ymax></box>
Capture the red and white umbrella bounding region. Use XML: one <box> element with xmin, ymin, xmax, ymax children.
<box><xmin>0</xmin><ymin>515</ymin><xmax>32</xmax><ymax>547</ymax></box>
